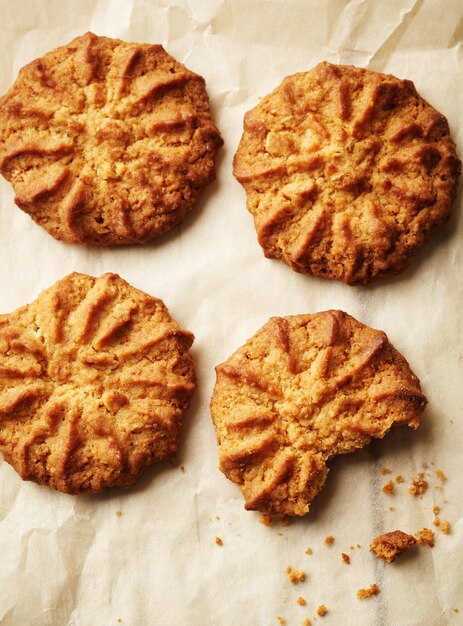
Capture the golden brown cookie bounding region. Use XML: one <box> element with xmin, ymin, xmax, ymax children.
<box><xmin>234</xmin><ymin>62</ymin><xmax>461</xmax><ymax>285</ymax></box>
<box><xmin>210</xmin><ymin>311</ymin><xmax>426</xmax><ymax>516</ymax></box>
<box><xmin>0</xmin><ymin>272</ymin><xmax>196</xmax><ymax>493</ymax></box>
<box><xmin>0</xmin><ymin>33</ymin><xmax>222</xmax><ymax>245</ymax></box>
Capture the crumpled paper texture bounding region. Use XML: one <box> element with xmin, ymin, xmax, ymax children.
<box><xmin>0</xmin><ymin>1</ymin><xmax>462</xmax><ymax>624</ymax></box>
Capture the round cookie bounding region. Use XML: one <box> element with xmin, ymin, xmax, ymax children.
<box><xmin>0</xmin><ymin>272</ymin><xmax>196</xmax><ymax>493</ymax></box>
<box><xmin>0</xmin><ymin>33</ymin><xmax>223</xmax><ymax>245</ymax></box>
<box><xmin>233</xmin><ymin>62</ymin><xmax>461</xmax><ymax>285</ymax></box>
<box><xmin>210</xmin><ymin>311</ymin><xmax>426</xmax><ymax>516</ymax></box>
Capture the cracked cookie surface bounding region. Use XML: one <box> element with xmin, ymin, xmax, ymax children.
<box><xmin>210</xmin><ymin>311</ymin><xmax>426</xmax><ymax>515</ymax></box>
<box><xmin>0</xmin><ymin>32</ymin><xmax>222</xmax><ymax>245</ymax></box>
<box><xmin>0</xmin><ymin>272</ymin><xmax>196</xmax><ymax>493</ymax></box>
<box><xmin>233</xmin><ymin>62</ymin><xmax>460</xmax><ymax>284</ymax></box>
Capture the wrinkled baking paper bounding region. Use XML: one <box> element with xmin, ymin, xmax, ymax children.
<box><xmin>0</xmin><ymin>1</ymin><xmax>462</xmax><ymax>624</ymax></box>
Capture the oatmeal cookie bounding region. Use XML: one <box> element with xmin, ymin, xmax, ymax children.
<box><xmin>234</xmin><ymin>62</ymin><xmax>460</xmax><ymax>284</ymax></box>
<box><xmin>210</xmin><ymin>311</ymin><xmax>426</xmax><ymax>515</ymax></box>
<box><xmin>0</xmin><ymin>273</ymin><xmax>196</xmax><ymax>493</ymax></box>
<box><xmin>0</xmin><ymin>33</ymin><xmax>222</xmax><ymax>245</ymax></box>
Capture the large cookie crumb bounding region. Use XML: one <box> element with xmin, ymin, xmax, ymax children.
<box><xmin>370</xmin><ymin>530</ymin><xmax>416</xmax><ymax>563</ymax></box>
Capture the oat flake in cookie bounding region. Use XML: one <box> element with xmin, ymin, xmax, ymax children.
<box><xmin>234</xmin><ymin>62</ymin><xmax>461</xmax><ymax>284</ymax></box>
<box><xmin>0</xmin><ymin>33</ymin><xmax>222</xmax><ymax>245</ymax></box>
<box><xmin>210</xmin><ymin>311</ymin><xmax>426</xmax><ymax>516</ymax></box>
<box><xmin>0</xmin><ymin>273</ymin><xmax>196</xmax><ymax>493</ymax></box>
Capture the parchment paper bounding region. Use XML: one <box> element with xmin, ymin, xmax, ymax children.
<box><xmin>1</xmin><ymin>1</ymin><xmax>462</xmax><ymax>625</ymax></box>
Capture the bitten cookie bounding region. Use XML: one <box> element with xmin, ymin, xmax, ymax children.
<box><xmin>210</xmin><ymin>311</ymin><xmax>426</xmax><ymax>516</ymax></box>
<box><xmin>234</xmin><ymin>62</ymin><xmax>461</xmax><ymax>285</ymax></box>
<box><xmin>0</xmin><ymin>273</ymin><xmax>196</xmax><ymax>493</ymax></box>
<box><xmin>0</xmin><ymin>32</ymin><xmax>222</xmax><ymax>245</ymax></box>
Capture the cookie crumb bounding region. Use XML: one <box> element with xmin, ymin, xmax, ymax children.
<box><xmin>260</xmin><ymin>514</ymin><xmax>273</xmax><ymax>527</ymax></box>
<box><xmin>357</xmin><ymin>584</ymin><xmax>380</xmax><ymax>600</ymax></box>
<box><xmin>370</xmin><ymin>530</ymin><xmax>416</xmax><ymax>563</ymax></box>
<box><xmin>409</xmin><ymin>472</ymin><xmax>428</xmax><ymax>495</ymax></box>
<box><xmin>389</xmin><ymin>507</ymin><xmax>396</xmax><ymax>512</ymax></box>
<box><xmin>435</xmin><ymin>469</ymin><xmax>447</xmax><ymax>482</ymax></box>
<box><xmin>286</xmin><ymin>566</ymin><xmax>306</xmax><ymax>584</ymax></box>
<box><xmin>277</xmin><ymin>616</ymin><xmax>285</xmax><ymax>625</ymax></box>
<box><xmin>117</xmin><ymin>620</ymin><xmax>122</xmax><ymax>624</ymax></box>
<box><xmin>305</xmin><ymin>547</ymin><xmax>313</xmax><ymax>556</ymax></box>
<box><xmin>432</xmin><ymin>517</ymin><xmax>440</xmax><ymax>527</ymax></box>
<box><xmin>115</xmin><ymin>511</ymin><xmax>122</xmax><ymax>518</ymax></box>
<box><xmin>382</xmin><ymin>480</ymin><xmax>395</xmax><ymax>494</ymax></box>
<box><xmin>380</xmin><ymin>467</ymin><xmax>391</xmax><ymax>475</ymax></box>
<box><xmin>395</xmin><ymin>475</ymin><xmax>405</xmax><ymax>484</ymax></box>
<box><xmin>302</xmin><ymin>619</ymin><xmax>312</xmax><ymax>626</ymax></box>
<box><xmin>179</xmin><ymin>464</ymin><xmax>185</xmax><ymax>472</ymax></box>
<box><xmin>317</xmin><ymin>604</ymin><xmax>328</xmax><ymax>616</ymax></box>
<box><xmin>324</xmin><ymin>535</ymin><xmax>335</xmax><ymax>545</ymax></box>
<box><xmin>297</xmin><ymin>597</ymin><xmax>306</xmax><ymax>606</ymax></box>
<box><xmin>341</xmin><ymin>552</ymin><xmax>350</xmax><ymax>564</ymax></box>
<box><xmin>432</xmin><ymin>505</ymin><xmax>441</xmax><ymax>515</ymax></box>
<box><xmin>215</xmin><ymin>536</ymin><xmax>223</xmax><ymax>546</ymax></box>
<box><xmin>454</xmin><ymin>608</ymin><xmax>459</xmax><ymax>613</ymax></box>
<box><xmin>416</xmin><ymin>528</ymin><xmax>435</xmax><ymax>547</ymax></box>
<box><xmin>439</xmin><ymin>520</ymin><xmax>451</xmax><ymax>534</ymax></box>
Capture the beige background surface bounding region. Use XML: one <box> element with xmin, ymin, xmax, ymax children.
<box><xmin>0</xmin><ymin>1</ymin><xmax>462</xmax><ymax>624</ymax></box>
